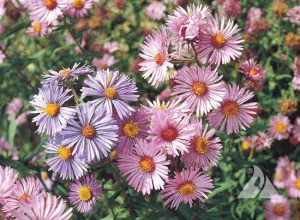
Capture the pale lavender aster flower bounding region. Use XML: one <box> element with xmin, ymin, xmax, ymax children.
<box><xmin>145</xmin><ymin>1</ymin><xmax>166</xmax><ymax>20</ymax></box>
<box><xmin>268</xmin><ymin>114</ymin><xmax>293</xmax><ymax>140</ymax></box>
<box><xmin>0</xmin><ymin>166</ymin><xmax>18</xmax><ymax>205</ymax></box>
<box><xmin>65</xmin><ymin>0</ymin><xmax>94</xmax><ymax>17</ymax></box>
<box><xmin>286</xmin><ymin>6</ymin><xmax>300</xmax><ymax>25</ymax></box>
<box><xmin>102</xmin><ymin>41</ymin><xmax>119</xmax><ymax>53</ymax></box>
<box><xmin>292</xmin><ymin>76</ymin><xmax>300</xmax><ymax>90</ymax></box>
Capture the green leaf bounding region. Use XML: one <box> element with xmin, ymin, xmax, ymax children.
<box><xmin>0</xmin><ymin>21</ymin><xmax>29</xmax><ymax>41</ymax></box>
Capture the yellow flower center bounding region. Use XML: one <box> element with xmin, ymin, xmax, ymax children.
<box><xmin>45</xmin><ymin>103</ymin><xmax>60</xmax><ymax>117</ymax></box>
<box><xmin>154</xmin><ymin>53</ymin><xmax>164</xmax><ymax>66</ymax></box>
<box><xmin>79</xmin><ymin>186</ymin><xmax>92</xmax><ymax>201</ymax></box>
<box><xmin>194</xmin><ymin>137</ymin><xmax>209</xmax><ymax>155</ymax></box>
<box><xmin>82</xmin><ymin>124</ymin><xmax>96</xmax><ymax>139</ymax></box>
<box><xmin>111</xmin><ymin>149</ymin><xmax>118</xmax><ymax>159</ymax></box>
<box><xmin>275</xmin><ymin>122</ymin><xmax>286</xmax><ymax>134</ymax></box>
<box><xmin>222</xmin><ymin>101</ymin><xmax>239</xmax><ymax>117</ymax></box>
<box><xmin>161</xmin><ymin>127</ymin><xmax>178</xmax><ymax>142</ymax></box>
<box><xmin>41</xmin><ymin>171</ymin><xmax>49</xmax><ymax>180</ymax></box>
<box><xmin>156</xmin><ymin>103</ymin><xmax>167</xmax><ymax>111</ymax></box>
<box><xmin>178</xmin><ymin>182</ymin><xmax>196</xmax><ymax>196</ymax></box>
<box><xmin>19</xmin><ymin>194</ymin><xmax>29</xmax><ymax>202</ymax></box>
<box><xmin>249</xmin><ymin>68</ymin><xmax>257</xmax><ymax>76</ymax></box>
<box><xmin>123</xmin><ymin>121</ymin><xmax>140</xmax><ymax>138</ymax></box>
<box><xmin>273</xmin><ymin>204</ymin><xmax>285</xmax><ymax>216</ymax></box>
<box><xmin>294</xmin><ymin>179</ymin><xmax>300</xmax><ymax>189</ymax></box>
<box><xmin>44</xmin><ymin>0</ymin><xmax>57</xmax><ymax>10</ymax></box>
<box><xmin>99</xmin><ymin>63</ymin><xmax>108</xmax><ymax>70</ymax></box>
<box><xmin>242</xmin><ymin>140</ymin><xmax>251</xmax><ymax>151</ymax></box>
<box><xmin>274</xmin><ymin>172</ymin><xmax>284</xmax><ymax>182</ymax></box>
<box><xmin>139</xmin><ymin>156</ymin><xmax>155</xmax><ymax>173</ymax></box>
<box><xmin>32</xmin><ymin>23</ymin><xmax>41</xmax><ymax>33</ymax></box>
<box><xmin>59</xmin><ymin>68</ymin><xmax>71</xmax><ymax>77</ymax></box>
<box><xmin>192</xmin><ymin>82</ymin><xmax>207</xmax><ymax>96</ymax></box>
<box><xmin>73</xmin><ymin>0</ymin><xmax>84</xmax><ymax>9</ymax></box>
<box><xmin>104</xmin><ymin>87</ymin><xmax>117</xmax><ymax>100</ymax></box>
<box><xmin>211</xmin><ymin>33</ymin><xmax>227</xmax><ymax>49</ymax></box>
<box><xmin>58</xmin><ymin>146</ymin><xmax>72</xmax><ymax>160</ymax></box>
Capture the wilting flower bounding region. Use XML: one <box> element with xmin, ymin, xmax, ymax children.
<box><xmin>68</xmin><ymin>175</ymin><xmax>102</xmax><ymax>213</ymax></box>
<box><xmin>6</xmin><ymin>98</ymin><xmax>23</xmax><ymax>121</ymax></box>
<box><xmin>27</xmin><ymin>21</ymin><xmax>50</xmax><ymax>37</ymax></box>
<box><xmin>172</xmin><ymin>66</ymin><xmax>226</xmax><ymax>117</ymax></box>
<box><xmin>197</xmin><ymin>16</ymin><xmax>243</xmax><ymax>66</ymax></box>
<box><xmin>287</xmin><ymin>171</ymin><xmax>300</xmax><ymax>198</ymax></box>
<box><xmin>30</xmin><ymin>84</ymin><xmax>76</xmax><ymax>136</ymax></box>
<box><xmin>161</xmin><ymin>169</ymin><xmax>213</xmax><ymax>209</ymax></box>
<box><xmin>118</xmin><ymin>139</ymin><xmax>170</xmax><ymax>194</ymax></box>
<box><xmin>139</xmin><ymin>27</ymin><xmax>173</xmax><ymax>87</ymax></box>
<box><xmin>272</xmin><ymin>0</ymin><xmax>289</xmax><ymax>17</ymax></box>
<box><xmin>251</xmin><ymin>132</ymin><xmax>273</xmax><ymax>151</ymax></box>
<box><xmin>42</xmin><ymin>63</ymin><xmax>93</xmax><ymax>84</ymax></box>
<box><xmin>263</xmin><ymin>195</ymin><xmax>291</xmax><ymax>220</ymax></box>
<box><xmin>145</xmin><ymin>1</ymin><xmax>166</xmax><ymax>20</ymax></box>
<box><xmin>0</xmin><ymin>166</ymin><xmax>18</xmax><ymax>204</ymax></box>
<box><xmin>268</xmin><ymin>114</ymin><xmax>293</xmax><ymax>140</ymax></box>
<box><xmin>92</xmin><ymin>54</ymin><xmax>116</xmax><ymax>70</ymax></box>
<box><xmin>239</xmin><ymin>59</ymin><xmax>266</xmax><ymax>81</ymax></box>
<box><xmin>207</xmin><ymin>84</ymin><xmax>258</xmax><ymax>134</ymax></box>
<box><xmin>285</xmin><ymin>32</ymin><xmax>300</xmax><ymax>48</ymax></box>
<box><xmin>279</xmin><ymin>98</ymin><xmax>297</xmax><ymax>115</ymax></box>
<box><xmin>81</xmin><ymin>69</ymin><xmax>138</xmax><ymax>119</ymax></box>
<box><xmin>286</xmin><ymin>6</ymin><xmax>300</xmax><ymax>26</ymax></box>
<box><xmin>182</xmin><ymin>120</ymin><xmax>222</xmax><ymax>169</ymax></box>
<box><xmin>65</xmin><ymin>0</ymin><xmax>94</xmax><ymax>17</ymax></box>
<box><xmin>44</xmin><ymin>135</ymin><xmax>88</xmax><ymax>179</ymax></box>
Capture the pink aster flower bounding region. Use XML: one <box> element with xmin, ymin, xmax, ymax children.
<box><xmin>197</xmin><ymin>16</ymin><xmax>243</xmax><ymax>66</ymax></box>
<box><xmin>139</xmin><ymin>27</ymin><xmax>173</xmax><ymax>87</ymax></box>
<box><xmin>27</xmin><ymin>21</ymin><xmax>50</xmax><ymax>37</ymax></box>
<box><xmin>172</xmin><ymin>66</ymin><xmax>226</xmax><ymax>117</ymax></box>
<box><xmin>287</xmin><ymin>171</ymin><xmax>300</xmax><ymax>198</ymax></box>
<box><xmin>293</xmin><ymin>56</ymin><xmax>300</xmax><ymax>76</ymax></box>
<box><xmin>251</xmin><ymin>132</ymin><xmax>273</xmax><ymax>151</ymax></box>
<box><xmin>118</xmin><ymin>139</ymin><xmax>170</xmax><ymax>195</ymax></box>
<box><xmin>102</xmin><ymin>41</ymin><xmax>119</xmax><ymax>53</ymax></box>
<box><xmin>264</xmin><ymin>195</ymin><xmax>291</xmax><ymax>220</ymax></box>
<box><xmin>292</xmin><ymin>76</ymin><xmax>300</xmax><ymax>90</ymax></box>
<box><xmin>207</xmin><ymin>84</ymin><xmax>258</xmax><ymax>134</ymax></box>
<box><xmin>16</xmin><ymin>111</ymin><xmax>30</xmax><ymax>126</ymax></box>
<box><xmin>145</xmin><ymin>1</ymin><xmax>166</xmax><ymax>20</ymax></box>
<box><xmin>239</xmin><ymin>59</ymin><xmax>266</xmax><ymax>81</ymax></box>
<box><xmin>223</xmin><ymin>0</ymin><xmax>241</xmax><ymax>17</ymax></box>
<box><xmin>273</xmin><ymin>156</ymin><xmax>295</xmax><ymax>189</ymax></box>
<box><xmin>268</xmin><ymin>114</ymin><xmax>293</xmax><ymax>140</ymax></box>
<box><xmin>245</xmin><ymin>7</ymin><xmax>269</xmax><ymax>34</ymax></box>
<box><xmin>149</xmin><ymin>112</ymin><xmax>195</xmax><ymax>155</ymax></box>
<box><xmin>182</xmin><ymin>120</ymin><xmax>222</xmax><ymax>169</ymax></box>
<box><xmin>0</xmin><ymin>166</ymin><xmax>18</xmax><ymax>205</ymax></box>
<box><xmin>286</xmin><ymin>6</ymin><xmax>300</xmax><ymax>26</ymax></box>
<box><xmin>92</xmin><ymin>54</ymin><xmax>116</xmax><ymax>70</ymax></box>
<box><xmin>293</xmin><ymin>117</ymin><xmax>300</xmax><ymax>142</ymax></box>
<box><xmin>6</xmin><ymin>97</ymin><xmax>23</xmax><ymax>121</ymax></box>
<box><xmin>65</xmin><ymin>0</ymin><xmax>94</xmax><ymax>17</ymax></box>
<box><xmin>0</xmin><ymin>137</ymin><xmax>9</xmax><ymax>151</ymax></box>
<box><xmin>161</xmin><ymin>169</ymin><xmax>213</xmax><ymax>209</ymax></box>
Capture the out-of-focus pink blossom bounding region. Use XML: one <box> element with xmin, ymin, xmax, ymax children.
<box><xmin>292</xmin><ymin>76</ymin><xmax>300</xmax><ymax>90</ymax></box>
<box><xmin>145</xmin><ymin>1</ymin><xmax>166</xmax><ymax>20</ymax></box>
<box><xmin>16</xmin><ymin>111</ymin><xmax>29</xmax><ymax>126</ymax></box>
<box><xmin>293</xmin><ymin>56</ymin><xmax>300</xmax><ymax>76</ymax></box>
<box><xmin>102</xmin><ymin>41</ymin><xmax>119</xmax><ymax>53</ymax></box>
<box><xmin>92</xmin><ymin>54</ymin><xmax>116</xmax><ymax>70</ymax></box>
<box><xmin>286</xmin><ymin>6</ymin><xmax>300</xmax><ymax>25</ymax></box>
<box><xmin>245</xmin><ymin>7</ymin><xmax>269</xmax><ymax>34</ymax></box>
<box><xmin>0</xmin><ymin>138</ymin><xmax>9</xmax><ymax>152</ymax></box>
<box><xmin>5</xmin><ymin>98</ymin><xmax>23</xmax><ymax>121</ymax></box>
<box><xmin>158</xmin><ymin>88</ymin><xmax>172</xmax><ymax>101</ymax></box>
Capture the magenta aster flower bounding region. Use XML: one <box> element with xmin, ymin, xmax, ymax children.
<box><xmin>182</xmin><ymin>120</ymin><xmax>222</xmax><ymax>169</ymax></box>
<box><xmin>287</xmin><ymin>171</ymin><xmax>300</xmax><ymax>198</ymax></box>
<box><xmin>81</xmin><ymin>69</ymin><xmax>138</xmax><ymax>119</ymax></box>
<box><xmin>268</xmin><ymin>114</ymin><xmax>293</xmax><ymax>140</ymax></box>
<box><xmin>27</xmin><ymin>21</ymin><xmax>50</xmax><ymax>37</ymax></box>
<box><xmin>149</xmin><ymin>112</ymin><xmax>195</xmax><ymax>155</ymax></box>
<box><xmin>263</xmin><ymin>195</ymin><xmax>291</xmax><ymax>220</ymax></box>
<box><xmin>207</xmin><ymin>84</ymin><xmax>258</xmax><ymax>134</ymax></box>
<box><xmin>116</xmin><ymin>108</ymin><xmax>149</xmax><ymax>155</ymax></box>
<box><xmin>197</xmin><ymin>16</ymin><xmax>243</xmax><ymax>66</ymax></box>
<box><xmin>28</xmin><ymin>0</ymin><xmax>68</xmax><ymax>24</ymax></box>
<box><xmin>44</xmin><ymin>135</ymin><xmax>88</xmax><ymax>179</ymax></box>
<box><xmin>172</xmin><ymin>66</ymin><xmax>226</xmax><ymax>117</ymax></box>
<box><xmin>139</xmin><ymin>27</ymin><xmax>173</xmax><ymax>87</ymax></box>
<box><xmin>65</xmin><ymin>0</ymin><xmax>94</xmax><ymax>17</ymax></box>
<box><xmin>239</xmin><ymin>59</ymin><xmax>266</xmax><ymax>81</ymax></box>
<box><xmin>161</xmin><ymin>169</ymin><xmax>213</xmax><ymax>209</ymax></box>
<box><xmin>0</xmin><ymin>166</ymin><xmax>18</xmax><ymax>205</ymax></box>
<box><xmin>61</xmin><ymin>103</ymin><xmax>118</xmax><ymax>162</ymax></box>
<box><xmin>145</xmin><ymin>1</ymin><xmax>166</xmax><ymax>20</ymax></box>
<box><xmin>30</xmin><ymin>84</ymin><xmax>76</xmax><ymax>136</ymax></box>
<box><xmin>118</xmin><ymin>139</ymin><xmax>170</xmax><ymax>195</ymax></box>
<box><xmin>68</xmin><ymin>175</ymin><xmax>102</xmax><ymax>213</ymax></box>
<box><xmin>42</xmin><ymin>63</ymin><xmax>93</xmax><ymax>85</ymax></box>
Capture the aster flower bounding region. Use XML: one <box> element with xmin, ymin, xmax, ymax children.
<box><xmin>0</xmin><ymin>137</ymin><xmax>9</xmax><ymax>151</ymax></box>
<box><xmin>252</xmin><ymin>132</ymin><xmax>273</xmax><ymax>151</ymax></box>
<box><xmin>102</xmin><ymin>41</ymin><xmax>119</xmax><ymax>53</ymax></box>
<box><xmin>116</xmin><ymin>108</ymin><xmax>149</xmax><ymax>155</ymax></box>
<box><xmin>287</xmin><ymin>171</ymin><xmax>300</xmax><ymax>198</ymax></box>
<box><xmin>268</xmin><ymin>114</ymin><xmax>293</xmax><ymax>140</ymax></box>
<box><xmin>273</xmin><ymin>156</ymin><xmax>295</xmax><ymax>189</ymax></box>
<box><xmin>293</xmin><ymin>56</ymin><xmax>300</xmax><ymax>76</ymax></box>
<box><xmin>92</xmin><ymin>54</ymin><xmax>116</xmax><ymax>70</ymax></box>
<box><xmin>145</xmin><ymin>1</ymin><xmax>166</xmax><ymax>20</ymax></box>
<box><xmin>42</xmin><ymin>63</ymin><xmax>94</xmax><ymax>85</ymax></box>
<box><xmin>293</xmin><ymin>117</ymin><xmax>300</xmax><ymax>142</ymax></box>
<box><xmin>292</xmin><ymin>76</ymin><xmax>300</xmax><ymax>90</ymax></box>
<box><xmin>286</xmin><ymin>6</ymin><xmax>300</xmax><ymax>26</ymax></box>
<box><xmin>161</xmin><ymin>169</ymin><xmax>213</xmax><ymax>209</ymax></box>
<box><xmin>27</xmin><ymin>21</ymin><xmax>50</xmax><ymax>37</ymax></box>
<box><xmin>239</xmin><ymin>59</ymin><xmax>266</xmax><ymax>81</ymax></box>
<box><xmin>0</xmin><ymin>166</ymin><xmax>18</xmax><ymax>204</ymax></box>
<box><xmin>207</xmin><ymin>84</ymin><xmax>258</xmax><ymax>134</ymax></box>
<box><xmin>172</xmin><ymin>66</ymin><xmax>226</xmax><ymax>117</ymax></box>
<box><xmin>263</xmin><ymin>195</ymin><xmax>291</xmax><ymax>220</ymax></box>
<box><xmin>6</xmin><ymin>97</ymin><xmax>23</xmax><ymax>121</ymax></box>
<box><xmin>68</xmin><ymin>175</ymin><xmax>102</xmax><ymax>213</ymax></box>
<box><xmin>149</xmin><ymin>112</ymin><xmax>195</xmax><ymax>155</ymax></box>
<box><xmin>241</xmin><ymin>136</ymin><xmax>253</xmax><ymax>152</ymax></box>
<box><xmin>61</xmin><ymin>103</ymin><xmax>118</xmax><ymax>162</ymax></box>
<box><xmin>182</xmin><ymin>120</ymin><xmax>222</xmax><ymax>169</ymax></box>
<box><xmin>222</xmin><ymin>0</ymin><xmax>241</xmax><ymax>17</ymax></box>
<box><xmin>28</xmin><ymin>0</ymin><xmax>68</xmax><ymax>24</ymax></box>
<box><xmin>118</xmin><ymin>139</ymin><xmax>170</xmax><ymax>194</ymax></box>
<box><xmin>65</xmin><ymin>0</ymin><xmax>94</xmax><ymax>17</ymax></box>
<box><xmin>44</xmin><ymin>135</ymin><xmax>88</xmax><ymax>179</ymax></box>
<box><xmin>245</xmin><ymin>7</ymin><xmax>269</xmax><ymax>34</ymax></box>
<box><xmin>14</xmin><ymin>193</ymin><xmax>72</xmax><ymax>220</ymax></box>
<box><xmin>81</xmin><ymin>69</ymin><xmax>138</xmax><ymax>119</ymax></box>
<box><xmin>30</xmin><ymin>84</ymin><xmax>76</xmax><ymax>136</ymax></box>
<box><xmin>197</xmin><ymin>16</ymin><xmax>243</xmax><ymax>66</ymax></box>
<box><xmin>139</xmin><ymin>27</ymin><xmax>173</xmax><ymax>87</ymax></box>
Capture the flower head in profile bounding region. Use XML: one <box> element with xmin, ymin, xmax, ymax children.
<box><xmin>27</xmin><ymin>21</ymin><xmax>51</xmax><ymax>37</ymax></box>
<box><xmin>44</xmin><ymin>135</ymin><xmax>88</xmax><ymax>179</ymax></box>
<box><xmin>161</xmin><ymin>169</ymin><xmax>213</xmax><ymax>209</ymax></box>
<box><xmin>61</xmin><ymin>103</ymin><xmax>118</xmax><ymax>162</ymax></box>
<box><xmin>30</xmin><ymin>84</ymin><xmax>76</xmax><ymax>136</ymax></box>
<box><xmin>263</xmin><ymin>195</ymin><xmax>290</xmax><ymax>220</ymax></box>
<box><xmin>239</xmin><ymin>59</ymin><xmax>266</xmax><ymax>81</ymax></box>
<box><xmin>65</xmin><ymin>0</ymin><xmax>95</xmax><ymax>17</ymax></box>
<box><xmin>139</xmin><ymin>27</ymin><xmax>173</xmax><ymax>87</ymax></box>
<box><xmin>81</xmin><ymin>69</ymin><xmax>138</xmax><ymax>119</ymax></box>
<box><xmin>197</xmin><ymin>16</ymin><xmax>243</xmax><ymax>66</ymax></box>
<box><xmin>118</xmin><ymin>139</ymin><xmax>170</xmax><ymax>195</ymax></box>
<box><xmin>0</xmin><ymin>166</ymin><xmax>18</xmax><ymax>205</ymax></box>
<box><xmin>172</xmin><ymin>66</ymin><xmax>226</xmax><ymax>117</ymax></box>
<box><xmin>268</xmin><ymin>114</ymin><xmax>293</xmax><ymax>140</ymax></box>
<box><xmin>207</xmin><ymin>84</ymin><xmax>258</xmax><ymax>134</ymax></box>
<box><xmin>68</xmin><ymin>175</ymin><xmax>102</xmax><ymax>213</ymax></box>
